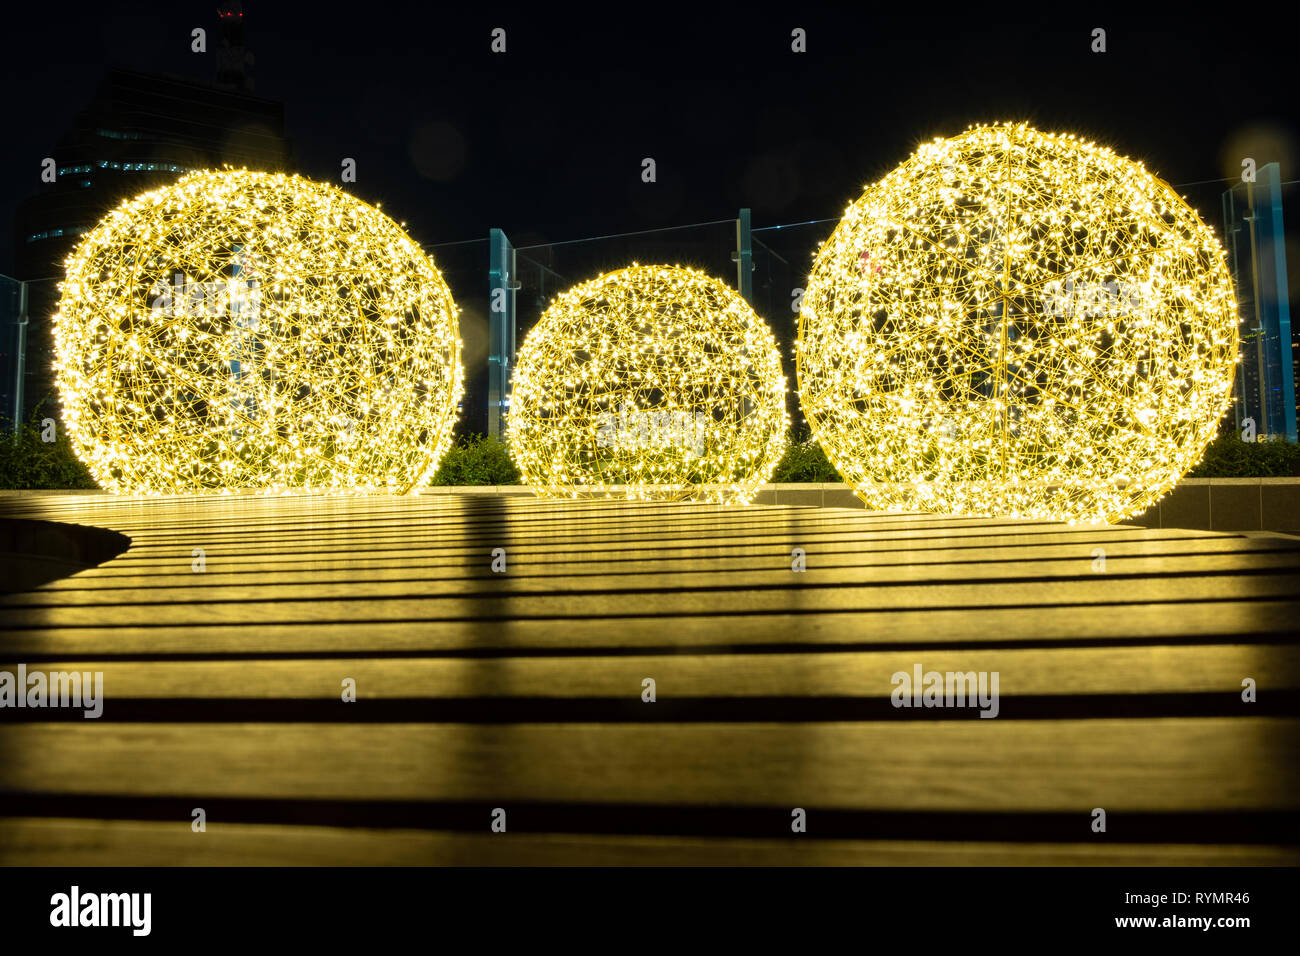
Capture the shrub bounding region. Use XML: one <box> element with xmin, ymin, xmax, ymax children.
<box><xmin>0</xmin><ymin>410</ymin><xmax>98</xmax><ymax>490</ymax></box>
<box><xmin>1187</xmin><ymin>435</ymin><xmax>1300</xmax><ymax>478</ymax></box>
<box><xmin>770</xmin><ymin>431</ymin><xmax>842</xmax><ymax>483</ymax></box>
<box><xmin>0</xmin><ymin>418</ymin><xmax>527</xmax><ymax>490</ymax></box>
<box><xmin>5</xmin><ymin>415</ymin><xmax>1293</xmax><ymax>489</ymax></box>
<box><xmin>429</xmin><ymin>433</ymin><xmax>521</xmax><ymax>485</ymax></box>
<box><xmin>766</xmin><ymin>431</ymin><xmax>1300</xmax><ymax>482</ymax></box>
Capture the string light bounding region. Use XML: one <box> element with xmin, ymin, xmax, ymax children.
<box><xmin>54</xmin><ymin>169</ymin><xmax>464</xmax><ymax>495</ymax></box>
<box><xmin>798</xmin><ymin>123</ymin><xmax>1238</xmax><ymax>524</ymax></box>
<box><xmin>507</xmin><ymin>264</ymin><xmax>788</xmax><ymax>503</ymax></box>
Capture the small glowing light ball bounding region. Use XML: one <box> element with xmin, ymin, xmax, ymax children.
<box><xmin>54</xmin><ymin>169</ymin><xmax>463</xmax><ymax>494</ymax></box>
<box><xmin>798</xmin><ymin>123</ymin><xmax>1238</xmax><ymax>523</ymax></box>
<box><xmin>507</xmin><ymin>264</ymin><xmax>788</xmax><ymax>503</ymax></box>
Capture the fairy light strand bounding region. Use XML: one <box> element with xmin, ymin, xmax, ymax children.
<box><xmin>507</xmin><ymin>264</ymin><xmax>789</xmax><ymax>504</ymax></box>
<box><xmin>54</xmin><ymin>169</ymin><xmax>464</xmax><ymax>495</ymax></box>
<box><xmin>798</xmin><ymin>122</ymin><xmax>1239</xmax><ymax>524</ymax></box>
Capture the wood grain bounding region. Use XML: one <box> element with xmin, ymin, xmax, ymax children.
<box><xmin>1</xmin><ymin>492</ymin><xmax>1296</xmax><ymax>865</ymax></box>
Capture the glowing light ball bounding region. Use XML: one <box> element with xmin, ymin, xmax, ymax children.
<box><xmin>507</xmin><ymin>264</ymin><xmax>788</xmax><ymax>503</ymax></box>
<box><xmin>54</xmin><ymin>169</ymin><xmax>463</xmax><ymax>494</ymax></box>
<box><xmin>798</xmin><ymin>123</ymin><xmax>1238</xmax><ymax>523</ymax></box>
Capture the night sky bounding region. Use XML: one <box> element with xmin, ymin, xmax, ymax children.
<box><xmin>3</xmin><ymin>3</ymin><xmax>1295</xmax><ymax>280</ymax></box>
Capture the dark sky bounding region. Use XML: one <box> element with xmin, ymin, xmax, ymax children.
<box><xmin>2</xmin><ymin>2</ymin><xmax>1296</xmax><ymax>276</ymax></box>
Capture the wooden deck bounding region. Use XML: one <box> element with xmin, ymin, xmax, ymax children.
<box><xmin>1</xmin><ymin>492</ymin><xmax>1297</xmax><ymax>865</ymax></box>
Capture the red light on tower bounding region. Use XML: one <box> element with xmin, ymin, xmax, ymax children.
<box><xmin>215</xmin><ymin>1</ymin><xmax>253</xmax><ymax>93</ymax></box>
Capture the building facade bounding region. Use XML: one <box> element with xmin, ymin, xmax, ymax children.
<box><xmin>9</xmin><ymin>42</ymin><xmax>290</xmax><ymax>422</ymax></box>
<box><xmin>1222</xmin><ymin>162</ymin><xmax>1297</xmax><ymax>442</ymax></box>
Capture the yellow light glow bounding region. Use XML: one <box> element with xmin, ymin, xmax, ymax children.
<box><xmin>798</xmin><ymin>123</ymin><xmax>1239</xmax><ymax>523</ymax></box>
<box><xmin>54</xmin><ymin>169</ymin><xmax>463</xmax><ymax>495</ymax></box>
<box><xmin>507</xmin><ymin>264</ymin><xmax>789</xmax><ymax>503</ymax></box>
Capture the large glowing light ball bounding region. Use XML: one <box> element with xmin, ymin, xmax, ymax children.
<box><xmin>54</xmin><ymin>169</ymin><xmax>463</xmax><ymax>494</ymax></box>
<box><xmin>798</xmin><ymin>123</ymin><xmax>1239</xmax><ymax>524</ymax></box>
<box><xmin>507</xmin><ymin>264</ymin><xmax>789</xmax><ymax>503</ymax></box>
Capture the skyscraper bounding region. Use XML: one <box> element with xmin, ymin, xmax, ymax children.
<box><xmin>1222</xmin><ymin>163</ymin><xmax>1297</xmax><ymax>442</ymax></box>
<box><xmin>8</xmin><ymin>6</ymin><xmax>290</xmax><ymax>420</ymax></box>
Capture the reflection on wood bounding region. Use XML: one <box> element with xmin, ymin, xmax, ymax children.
<box><xmin>1</xmin><ymin>493</ymin><xmax>1297</xmax><ymax>865</ymax></box>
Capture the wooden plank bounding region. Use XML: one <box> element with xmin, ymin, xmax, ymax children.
<box><xmin>70</xmin><ymin>513</ymin><xmax>1226</xmax><ymax>545</ymax></box>
<box><xmin>3</xmin><ymin>719</ymin><xmax>1296</xmax><ymax>811</ymax></box>
<box><xmin>2</xmin><ymin>819</ymin><xmax>1295</xmax><ymax>866</ymax></box>
<box><xmin>2</xmin><ymin>574</ymin><xmax>1296</xmax><ymax>631</ymax></box>
<box><xmin>9</xmin><ymin>558</ymin><xmax>1300</xmax><ymax>610</ymax></box>
<box><xmin>12</xmin><ymin>548</ymin><xmax>1300</xmax><ymax>600</ymax></box>
<box><xmin>45</xmin><ymin>521</ymin><xmax>1278</xmax><ymax>553</ymax></box>
<box><xmin>2</xmin><ymin>492</ymin><xmax>1296</xmax><ymax>866</ymax></box>
<box><xmin>3</xmin><ymin>601</ymin><xmax>1297</xmax><ymax>657</ymax></box>
<box><xmin>28</xmin><ymin>534</ymin><xmax>1300</xmax><ymax>588</ymax></box>
<box><xmin>0</xmin><ymin>492</ymin><xmax>1236</xmax><ymax>543</ymax></box>
<box><xmin>2</xmin><ymin>645</ymin><xmax>1295</xmax><ymax>698</ymax></box>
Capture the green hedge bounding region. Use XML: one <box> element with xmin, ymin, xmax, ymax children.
<box><xmin>2</xmin><ymin>422</ymin><xmax>1296</xmax><ymax>490</ymax></box>
<box><xmin>1186</xmin><ymin>435</ymin><xmax>1300</xmax><ymax>478</ymax></box>
<box><xmin>0</xmin><ymin>411</ymin><xmax>98</xmax><ymax>490</ymax></box>
<box><xmin>769</xmin><ymin>434</ymin><xmax>1300</xmax><ymax>482</ymax></box>
<box><xmin>424</xmin><ymin>431</ymin><xmax>846</xmax><ymax>486</ymax></box>
<box><xmin>770</xmin><ymin>433</ymin><xmax>842</xmax><ymax>483</ymax></box>
<box><xmin>0</xmin><ymin>424</ymin><xmax>527</xmax><ymax>490</ymax></box>
<box><xmin>428</xmin><ymin>433</ymin><xmax>522</xmax><ymax>485</ymax></box>
<box><xmin>765</xmin><ymin>433</ymin><xmax>1300</xmax><ymax>483</ymax></box>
